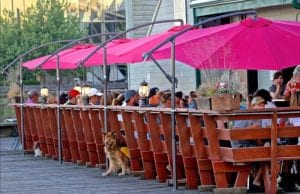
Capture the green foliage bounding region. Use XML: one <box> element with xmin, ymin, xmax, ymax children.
<box><xmin>0</xmin><ymin>0</ymin><xmax>86</xmax><ymax>83</ymax></box>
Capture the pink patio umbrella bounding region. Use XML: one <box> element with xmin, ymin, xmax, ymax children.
<box><xmin>59</xmin><ymin>38</ymin><xmax>134</xmax><ymax>67</ymax></box>
<box><xmin>22</xmin><ymin>44</ymin><xmax>95</xmax><ymax>70</ymax></box>
<box><xmin>82</xmin><ymin>25</ymin><xmax>193</xmax><ymax>66</ymax></box>
<box><xmin>151</xmin><ymin>17</ymin><xmax>300</xmax><ymax>70</ymax></box>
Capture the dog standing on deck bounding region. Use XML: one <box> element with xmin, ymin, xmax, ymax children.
<box><xmin>33</xmin><ymin>141</ymin><xmax>42</xmax><ymax>157</ymax></box>
<box><xmin>102</xmin><ymin>131</ymin><xmax>130</xmax><ymax>176</ymax></box>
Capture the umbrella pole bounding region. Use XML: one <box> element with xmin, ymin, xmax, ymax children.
<box><xmin>19</xmin><ymin>57</ymin><xmax>25</xmax><ymax>155</ymax></box>
<box><xmin>56</xmin><ymin>55</ymin><xmax>62</xmax><ymax>164</ymax></box>
<box><xmin>171</xmin><ymin>40</ymin><xmax>177</xmax><ymax>190</ymax></box>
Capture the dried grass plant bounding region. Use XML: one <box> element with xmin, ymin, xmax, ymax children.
<box><xmin>6</xmin><ymin>67</ymin><xmax>20</xmax><ymax>100</ymax></box>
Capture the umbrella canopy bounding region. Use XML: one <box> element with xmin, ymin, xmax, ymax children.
<box><xmin>89</xmin><ymin>25</ymin><xmax>192</xmax><ymax>65</ymax></box>
<box><xmin>152</xmin><ymin>17</ymin><xmax>300</xmax><ymax>70</ymax></box>
<box><xmin>61</xmin><ymin>38</ymin><xmax>134</xmax><ymax>67</ymax></box>
<box><xmin>22</xmin><ymin>44</ymin><xmax>95</xmax><ymax>70</ymax></box>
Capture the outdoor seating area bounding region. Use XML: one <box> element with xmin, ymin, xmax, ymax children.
<box><xmin>13</xmin><ymin>104</ymin><xmax>300</xmax><ymax>193</ymax></box>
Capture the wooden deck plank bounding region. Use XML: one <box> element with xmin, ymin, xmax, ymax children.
<box><xmin>1</xmin><ymin>138</ymin><xmax>202</xmax><ymax>194</ymax></box>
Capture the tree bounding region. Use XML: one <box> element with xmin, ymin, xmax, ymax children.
<box><xmin>0</xmin><ymin>0</ymin><xmax>86</xmax><ymax>83</ymax></box>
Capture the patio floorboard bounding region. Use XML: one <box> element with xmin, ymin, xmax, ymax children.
<box><xmin>0</xmin><ymin>137</ymin><xmax>201</xmax><ymax>194</ymax></box>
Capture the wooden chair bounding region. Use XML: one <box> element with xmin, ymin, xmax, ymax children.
<box><xmin>131</xmin><ymin>109</ymin><xmax>156</xmax><ymax>179</ymax></box>
<box><xmin>89</xmin><ymin>108</ymin><xmax>106</xmax><ymax>168</ymax></box>
<box><xmin>22</xmin><ymin>106</ymin><xmax>34</xmax><ymax>151</ymax></box>
<box><xmin>25</xmin><ymin>107</ymin><xmax>39</xmax><ymax>143</ymax></box>
<box><xmin>175</xmin><ymin>112</ymin><xmax>200</xmax><ymax>189</ymax></box>
<box><xmin>188</xmin><ymin>112</ymin><xmax>215</xmax><ymax>189</ymax></box>
<box><xmin>14</xmin><ymin>105</ymin><xmax>33</xmax><ymax>151</ymax></box>
<box><xmin>108</xmin><ymin>108</ymin><xmax>143</xmax><ymax>173</ymax></box>
<box><xmin>62</xmin><ymin>108</ymin><xmax>80</xmax><ymax>163</ymax></box>
<box><xmin>158</xmin><ymin>111</ymin><xmax>185</xmax><ymax>183</ymax></box>
<box><xmin>59</xmin><ymin>108</ymin><xmax>72</xmax><ymax>162</ymax></box>
<box><xmin>120</xmin><ymin>109</ymin><xmax>145</xmax><ymax>176</ymax></box>
<box><xmin>80</xmin><ymin>108</ymin><xmax>99</xmax><ymax>167</ymax></box>
<box><xmin>33</xmin><ymin>106</ymin><xmax>48</xmax><ymax>155</ymax></box>
<box><xmin>40</xmin><ymin>107</ymin><xmax>56</xmax><ymax>158</ymax></box>
<box><xmin>47</xmin><ymin>107</ymin><xmax>59</xmax><ymax>160</ymax></box>
<box><xmin>145</xmin><ymin>110</ymin><xmax>177</xmax><ymax>183</ymax></box>
<box><xmin>71</xmin><ymin>108</ymin><xmax>89</xmax><ymax>165</ymax></box>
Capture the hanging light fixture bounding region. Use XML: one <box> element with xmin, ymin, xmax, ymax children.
<box><xmin>82</xmin><ymin>84</ymin><xmax>91</xmax><ymax>96</ymax></box>
<box><xmin>138</xmin><ymin>80</ymin><xmax>149</xmax><ymax>106</ymax></box>
<box><xmin>40</xmin><ymin>86</ymin><xmax>49</xmax><ymax>104</ymax></box>
<box><xmin>81</xmin><ymin>84</ymin><xmax>91</xmax><ymax>105</ymax></box>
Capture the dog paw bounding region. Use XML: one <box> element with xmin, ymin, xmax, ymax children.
<box><xmin>118</xmin><ymin>172</ymin><xmax>126</xmax><ymax>176</ymax></box>
<box><xmin>102</xmin><ymin>172</ymin><xmax>109</xmax><ymax>176</ymax></box>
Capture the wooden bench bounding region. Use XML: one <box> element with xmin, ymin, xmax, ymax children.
<box><xmin>0</xmin><ymin>120</ymin><xmax>18</xmax><ymax>137</ymax></box>
<box><xmin>202</xmin><ymin>108</ymin><xmax>300</xmax><ymax>194</ymax></box>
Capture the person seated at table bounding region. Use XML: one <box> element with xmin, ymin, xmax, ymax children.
<box><xmin>112</xmin><ymin>93</ymin><xmax>124</xmax><ymax>106</ymax></box>
<box><xmin>148</xmin><ymin>87</ymin><xmax>161</xmax><ymax>107</ymax></box>
<box><xmin>47</xmin><ymin>93</ymin><xmax>56</xmax><ymax>104</ymax></box>
<box><xmin>123</xmin><ymin>90</ymin><xmax>139</xmax><ymax>106</ymax></box>
<box><xmin>231</xmin><ymin>96</ymin><xmax>265</xmax><ymax>148</ymax></box>
<box><xmin>187</xmin><ymin>91</ymin><xmax>198</xmax><ymax>109</ymax></box>
<box><xmin>284</xmin><ymin>65</ymin><xmax>300</xmax><ymax>102</ymax></box>
<box><xmin>25</xmin><ymin>90</ymin><xmax>39</xmax><ymax>104</ymax></box>
<box><xmin>269</xmin><ymin>71</ymin><xmax>286</xmax><ymax>99</ymax></box>
<box><xmin>65</xmin><ymin>89</ymin><xmax>80</xmax><ymax>105</ymax></box>
<box><xmin>88</xmin><ymin>88</ymin><xmax>102</xmax><ymax>105</ymax></box>
<box><xmin>59</xmin><ymin>93</ymin><xmax>68</xmax><ymax>104</ymax></box>
<box><xmin>160</xmin><ymin>91</ymin><xmax>171</xmax><ymax>108</ymax></box>
<box><xmin>175</xmin><ymin>91</ymin><xmax>186</xmax><ymax>108</ymax></box>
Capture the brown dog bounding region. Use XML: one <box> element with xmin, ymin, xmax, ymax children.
<box><xmin>102</xmin><ymin>131</ymin><xmax>130</xmax><ymax>176</ymax></box>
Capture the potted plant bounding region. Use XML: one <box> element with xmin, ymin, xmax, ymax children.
<box><xmin>7</xmin><ymin>83</ymin><xmax>21</xmax><ymax>103</ymax></box>
<box><xmin>196</xmin><ymin>71</ymin><xmax>246</xmax><ymax>111</ymax></box>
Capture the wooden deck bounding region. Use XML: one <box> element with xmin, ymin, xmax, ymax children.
<box><xmin>0</xmin><ymin>137</ymin><xmax>202</xmax><ymax>194</ymax></box>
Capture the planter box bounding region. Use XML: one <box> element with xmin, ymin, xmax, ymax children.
<box><xmin>211</xmin><ymin>93</ymin><xmax>240</xmax><ymax>111</ymax></box>
<box><xmin>195</xmin><ymin>97</ymin><xmax>212</xmax><ymax>110</ymax></box>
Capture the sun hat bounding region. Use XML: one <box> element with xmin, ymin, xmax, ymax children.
<box><xmin>251</xmin><ymin>96</ymin><xmax>266</xmax><ymax>106</ymax></box>
<box><xmin>124</xmin><ymin>90</ymin><xmax>137</xmax><ymax>102</ymax></box>
<box><xmin>88</xmin><ymin>88</ymin><xmax>103</xmax><ymax>97</ymax></box>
